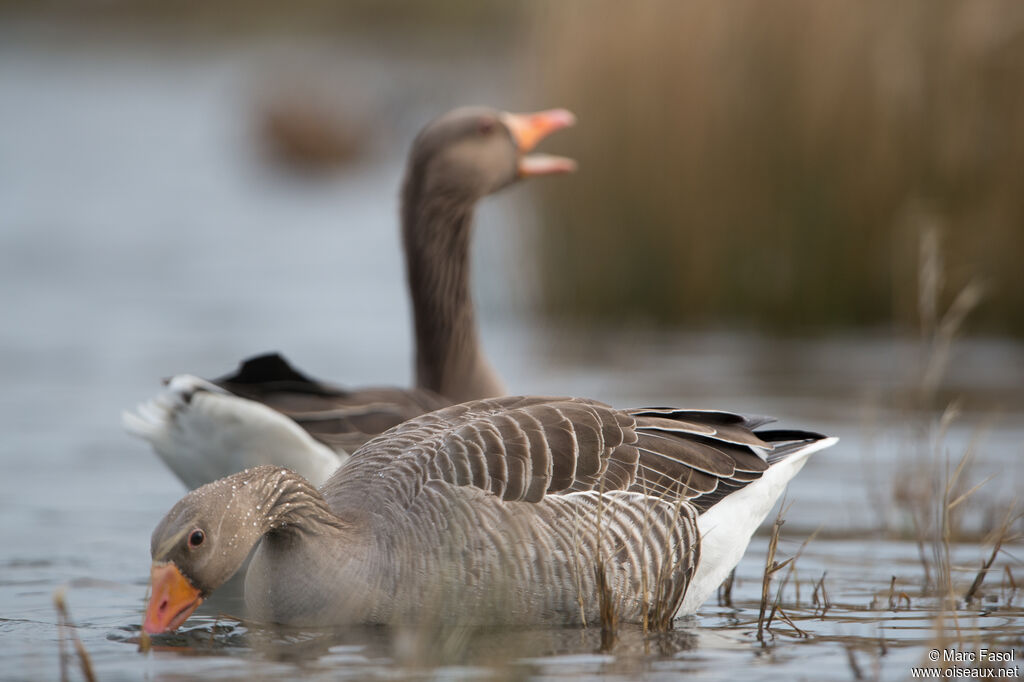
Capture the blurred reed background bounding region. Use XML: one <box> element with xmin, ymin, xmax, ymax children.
<box><xmin>6</xmin><ymin>0</ymin><xmax>1022</xmax><ymax>336</ymax></box>
<box><xmin>525</xmin><ymin>0</ymin><xmax>1024</xmax><ymax>334</ymax></box>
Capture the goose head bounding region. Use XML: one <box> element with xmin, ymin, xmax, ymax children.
<box><xmin>405</xmin><ymin>106</ymin><xmax>576</xmax><ymax>202</ymax></box>
<box><xmin>142</xmin><ymin>470</ymin><xmax>283</xmax><ymax>634</ymax></box>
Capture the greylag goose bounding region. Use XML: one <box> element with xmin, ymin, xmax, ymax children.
<box><xmin>143</xmin><ymin>396</ymin><xmax>835</xmax><ymax>632</ymax></box>
<box><xmin>123</xmin><ymin>107</ymin><xmax>576</xmax><ymax>490</ymax></box>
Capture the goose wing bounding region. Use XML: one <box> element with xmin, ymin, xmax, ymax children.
<box><xmin>325</xmin><ymin>395</ymin><xmax>827</xmax><ymax>512</ymax></box>
<box><xmin>215</xmin><ymin>353</ymin><xmax>450</xmax><ymax>451</ymax></box>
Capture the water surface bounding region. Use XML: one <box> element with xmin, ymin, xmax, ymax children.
<box><xmin>1</xmin><ymin>28</ymin><xmax>1022</xmax><ymax>681</ymax></box>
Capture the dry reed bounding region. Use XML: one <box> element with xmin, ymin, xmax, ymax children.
<box><xmin>529</xmin><ymin>0</ymin><xmax>1024</xmax><ymax>335</ymax></box>
<box><xmin>964</xmin><ymin>506</ymin><xmax>1024</xmax><ymax>604</ymax></box>
<box><xmin>53</xmin><ymin>588</ymin><xmax>97</xmax><ymax>682</ymax></box>
<box><xmin>811</xmin><ymin>572</ymin><xmax>830</xmax><ymax>617</ymax></box>
<box><xmin>756</xmin><ymin>504</ymin><xmax>790</xmax><ymax>642</ymax></box>
<box><xmin>595</xmin><ymin>562</ymin><xmax>617</xmax><ymax>652</ymax></box>
<box><xmin>890</xmin><ymin>221</ymin><xmax>999</xmax><ymax>603</ymax></box>
<box><xmin>845</xmin><ymin>644</ymin><xmax>865</xmax><ymax>680</ymax></box>
<box><xmin>764</xmin><ymin>525</ymin><xmax>818</xmax><ymax>638</ymax></box>
<box><xmin>717</xmin><ymin>568</ymin><xmax>735</xmax><ymax>608</ymax></box>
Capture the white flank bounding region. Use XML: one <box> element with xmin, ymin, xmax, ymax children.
<box><xmin>676</xmin><ymin>436</ymin><xmax>838</xmax><ymax>615</ymax></box>
<box><xmin>122</xmin><ymin>375</ymin><xmax>344</xmax><ymax>490</ymax></box>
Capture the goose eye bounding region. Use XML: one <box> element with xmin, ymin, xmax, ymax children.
<box><xmin>188</xmin><ymin>529</ymin><xmax>205</xmax><ymax>548</ymax></box>
<box><xmin>478</xmin><ymin>119</ymin><xmax>496</xmax><ymax>135</ymax></box>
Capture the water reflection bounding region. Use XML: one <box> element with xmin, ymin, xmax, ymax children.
<box><xmin>126</xmin><ymin>618</ymin><xmax>702</xmax><ymax>678</ymax></box>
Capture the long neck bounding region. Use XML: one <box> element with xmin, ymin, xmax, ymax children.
<box><xmin>401</xmin><ymin>176</ymin><xmax>505</xmax><ymax>403</ymax></box>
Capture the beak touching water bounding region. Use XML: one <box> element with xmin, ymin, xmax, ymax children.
<box><xmin>143</xmin><ymin>562</ymin><xmax>203</xmax><ymax>634</ymax></box>
<box><xmin>501</xmin><ymin>108</ymin><xmax>577</xmax><ymax>177</ymax></box>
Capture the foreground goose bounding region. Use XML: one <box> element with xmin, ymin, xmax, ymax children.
<box><xmin>124</xmin><ymin>107</ymin><xmax>576</xmax><ymax>490</ymax></box>
<box><xmin>143</xmin><ymin>396</ymin><xmax>835</xmax><ymax>632</ymax></box>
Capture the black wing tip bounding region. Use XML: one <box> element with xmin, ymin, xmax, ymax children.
<box><xmin>756</xmin><ymin>428</ymin><xmax>833</xmax><ymax>464</ymax></box>
<box><xmin>754</xmin><ymin>428</ymin><xmax>829</xmax><ymax>443</ymax></box>
<box><xmin>630</xmin><ymin>407</ymin><xmax>776</xmax><ymax>431</ymax></box>
<box><xmin>217</xmin><ymin>352</ymin><xmax>317</xmax><ymax>386</ymax></box>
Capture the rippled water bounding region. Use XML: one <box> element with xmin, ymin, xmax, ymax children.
<box><xmin>1</xmin><ymin>24</ymin><xmax>1022</xmax><ymax>681</ymax></box>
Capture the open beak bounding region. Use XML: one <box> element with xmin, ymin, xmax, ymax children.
<box><xmin>501</xmin><ymin>108</ymin><xmax>577</xmax><ymax>177</ymax></box>
<box><xmin>143</xmin><ymin>562</ymin><xmax>203</xmax><ymax>634</ymax></box>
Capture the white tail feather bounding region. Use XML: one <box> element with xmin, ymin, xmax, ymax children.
<box><xmin>677</xmin><ymin>436</ymin><xmax>838</xmax><ymax>615</ymax></box>
<box><xmin>123</xmin><ymin>375</ymin><xmax>344</xmax><ymax>490</ymax></box>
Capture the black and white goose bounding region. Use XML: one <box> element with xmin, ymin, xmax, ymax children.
<box><xmin>123</xmin><ymin>107</ymin><xmax>577</xmax><ymax>489</ymax></box>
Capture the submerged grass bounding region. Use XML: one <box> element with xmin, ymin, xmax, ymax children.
<box><xmin>810</xmin><ymin>573</ymin><xmax>827</xmax><ymax>614</ymax></box>
<box><xmin>595</xmin><ymin>562</ymin><xmax>617</xmax><ymax>652</ymax></box>
<box><xmin>755</xmin><ymin>503</ymin><xmax>821</xmax><ymax>642</ymax></box>
<box><xmin>881</xmin><ymin>224</ymin><xmax>1022</xmax><ymax>669</ymax></box>
<box><xmin>716</xmin><ymin>568</ymin><xmax>735</xmax><ymax>608</ymax></box>
<box><xmin>644</xmin><ymin>489</ymin><xmax>694</xmax><ymax>633</ymax></box>
<box><xmin>703</xmin><ymin>223</ymin><xmax>1022</xmax><ymax>666</ymax></box>
<box><xmin>963</xmin><ymin>506</ymin><xmax>1024</xmax><ymax>605</ymax></box>
<box><xmin>887</xmin><ymin>222</ymin><xmax>1021</xmax><ymax>612</ymax></box>
<box><xmin>756</xmin><ymin>509</ymin><xmax>786</xmax><ymax>642</ymax></box>
<box><xmin>590</xmin><ymin>474</ymin><xmax>699</xmax><ymax>648</ymax></box>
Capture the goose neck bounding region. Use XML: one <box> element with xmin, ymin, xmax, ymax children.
<box><xmin>402</xmin><ymin>187</ymin><xmax>497</xmax><ymax>401</ymax></box>
<box><xmin>248</xmin><ymin>466</ymin><xmax>349</xmax><ymax>540</ymax></box>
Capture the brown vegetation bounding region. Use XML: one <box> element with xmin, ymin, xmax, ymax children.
<box><xmin>529</xmin><ymin>0</ymin><xmax>1024</xmax><ymax>334</ymax></box>
<box><xmin>54</xmin><ymin>588</ymin><xmax>97</xmax><ymax>682</ymax></box>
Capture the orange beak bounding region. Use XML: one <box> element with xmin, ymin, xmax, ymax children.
<box><xmin>501</xmin><ymin>108</ymin><xmax>577</xmax><ymax>177</ymax></box>
<box><xmin>143</xmin><ymin>562</ymin><xmax>203</xmax><ymax>634</ymax></box>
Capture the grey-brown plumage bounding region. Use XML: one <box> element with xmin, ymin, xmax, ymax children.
<box><xmin>146</xmin><ymin>396</ymin><xmax>831</xmax><ymax>629</ymax></box>
<box><xmin>213</xmin><ymin>352</ymin><xmax>449</xmax><ymax>455</ymax></box>
<box><xmin>125</xmin><ymin>107</ymin><xmax>576</xmax><ymax>488</ymax></box>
